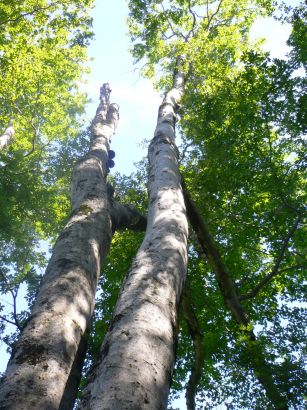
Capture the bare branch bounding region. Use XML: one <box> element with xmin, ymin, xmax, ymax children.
<box><xmin>206</xmin><ymin>0</ymin><xmax>210</xmax><ymax>23</ymax></box>
<box><xmin>0</xmin><ymin>271</ymin><xmax>22</xmax><ymax>331</ymax></box>
<box><xmin>179</xmin><ymin>141</ymin><xmax>194</xmax><ymax>163</ymax></box>
<box><xmin>182</xmin><ymin>181</ymin><xmax>290</xmax><ymax>407</ymax></box>
<box><xmin>0</xmin><ymin>315</ymin><xmax>19</xmax><ymax>328</ymax></box>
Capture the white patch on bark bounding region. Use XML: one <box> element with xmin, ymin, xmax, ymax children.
<box><xmin>0</xmin><ymin>121</ymin><xmax>14</xmax><ymax>151</ymax></box>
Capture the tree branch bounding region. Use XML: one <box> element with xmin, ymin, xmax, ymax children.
<box><xmin>182</xmin><ymin>282</ymin><xmax>205</xmax><ymax>410</ymax></box>
<box><xmin>0</xmin><ymin>315</ymin><xmax>19</xmax><ymax>328</ymax></box>
<box><xmin>185</xmin><ymin>0</ymin><xmax>197</xmax><ymax>40</ymax></box>
<box><xmin>0</xmin><ymin>270</ymin><xmax>22</xmax><ymax>331</ymax></box>
<box><xmin>182</xmin><ymin>179</ymin><xmax>249</xmax><ymax>325</ymax></box>
<box><xmin>106</xmin><ymin>182</ymin><xmax>147</xmax><ymax>232</ymax></box>
<box><xmin>161</xmin><ymin>3</ymin><xmax>187</xmax><ymax>41</ymax></box>
<box><xmin>240</xmin><ymin>215</ymin><xmax>302</xmax><ymax>301</ymax></box>
<box><xmin>110</xmin><ymin>202</ymin><xmax>147</xmax><ymax>232</ymax></box>
<box><xmin>182</xmin><ymin>181</ymin><xmax>289</xmax><ymax>408</ymax></box>
<box><xmin>0</xmin><ymin>2</ymin><xmax>59</xmax><ymax>26</ymax></box>
<box><xmin>23</xmin><ymin>121</ymin><xmax>40</xmax><ymax>157</ymax></box>
<box><xmin>14</xmin><ymin>104</ymin><xmax>41</xmax><ymax>157</ymax></box>
<box><xmin>206</xmin><ymin>0</ymin><xmax>223</xmax><ymax>31</ymax></box>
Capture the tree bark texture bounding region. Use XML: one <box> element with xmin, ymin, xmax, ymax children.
<box><xmin>79</xmin><ymin>73</ymin><xmax>188</xmax><ymax>409</ymax></box>
<box><xmin>183</xmin><ymin>184</ymin><xmax>288</xmax><ymax>410</ymax></box>
<box><xmin>0</xmin><ymin>85</ymin><xmax>119</xmax><ymax>410</ymax></box>
<box><xmin>0</xmin><ymin>121</ymin><xmax>14</xmax><ymax>151</ymax></box>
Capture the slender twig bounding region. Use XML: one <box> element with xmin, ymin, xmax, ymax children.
<box><xmin>15</xmin><ymin>104</ymin><xmax>41</xmax><ymax>157</ymax></box>
<box><xmin>186</xmin><ymin>0</ymin><xmax>197</xmax><ymax>40</ymax></box>
<box><xmin>293</xmin><ymin>250</ymin><xmax>307</xmax><ymax>262</ymax></box>
<box><xmin>206</xmin><ymin>0</ymin><xmax>223</xmax><ymax>31</ymax></box>
<box><xmin>206</xmin><ymin>0</ymin><xmax>210</xmax><ymax>23</ymax></box>
<box><xmin>0</xmin><ymin>270</ymin><xmax>22</xmax><ymax>330</ymax></box>
<box><xmin>179</xmin><ymin>141</ymin><xmax>194</xmax><ymax>163</ymax></box>
<box><xmin>161</xmin><ymin>3</ymin><xmax>187</xmax><ymax>41</ymax></box>
<box><xmin>23</xmin><ymin>123</ymin><xmax>40</xmax><ymax>157</ymax></box>
<box><xmin>0</xmin><ymin>315</ymin><xmax>19</xmax><ymax>328</ymax></box>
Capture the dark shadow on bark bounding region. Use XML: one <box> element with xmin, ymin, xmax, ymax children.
<box><xmin>60</xmin><ymin>329</ymin><xmax>89</xmax><ymax>410</ymax></box>
<box><xmin>78</xmin><ymin>189</ymin><xmax>187</xmax><ymax>409</ymax></box>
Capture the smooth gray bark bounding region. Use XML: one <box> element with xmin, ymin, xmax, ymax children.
<box><xmin>111</xmin><ymin>202</ymin><xmax>147</xmax><ymax>232</ymax></box>
<box><xmin>0</xmin><ymin>121</ymin><xmax>14</xmax><ymax>151</ymax></box>
<box><xmin>79</xmin><ymin>72</ymin><xmax>188</xmax><ymax>409</ymax></box>
<box><xmin>0</xmin><ymin>85</ymin><xmax>119</xmax><ymax>410</ymax></box>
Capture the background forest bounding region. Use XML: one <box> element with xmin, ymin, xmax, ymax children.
<box><xmin>0</xmin><ymin>0</ymin><xmax>306</xmax><ymax>409</ymax></box>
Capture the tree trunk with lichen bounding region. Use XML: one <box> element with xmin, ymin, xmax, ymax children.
<box><xmin>0</xmin><ymin>85</ymin><xmax>127</xmax><ymax>410</ymax></box>
<box><xmin>0</xmin><ymin>121</ymin><xmax>14</xmax><ymax>152</ymax></box>
<box><xmin>79</xmin><ymin>71</ymin><xmax>188</xmax><ymax>410</ymax></box>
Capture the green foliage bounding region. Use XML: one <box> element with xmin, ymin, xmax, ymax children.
<box><xmin>177</xmin><ymin>44</ymin><xmax>306</xmax><ymax>410</ymax></box>
<box><xmin>123</xmin><ymin>0</ymin><xmax>306</xmax><ymax>408</ymax></box>
<box><xmin>1</xmin><ymin>1</ymin><xmax>305</xmax><ymax>408</ymax></box>
<box><xmin>128</xmin><ymin>0</ymin><xmax>273</xmax><ymax>86</ymax></box>
<box><xmin>0</xmin><ymin>0</ymin><xmax>95</xmax><ymax>342</ymax></box>
<box><xmin>287</xmin><ymin>5</ymin><xmax>307</xmax><ymax>68</ymax></box>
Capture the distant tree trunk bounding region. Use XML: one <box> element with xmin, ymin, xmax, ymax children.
<box><xmin>183</xmin><ymin>184</ymin><xmax>288</xmax><ymax>410</ymax></box>
<box><xmin>0</xmin><ymin>85</ymin><xmax>134</xmax><ymax>410</ymax></box>
<box><xmin>0</xmin><ymin>121</ymin><xmax>14</xmax><ymax>152</ymax></box>
<box><xmin>79</xmin><ymin>69</ymin><xmax>188</xmax><ymax>409</ymax></box>
<box><xmin>182</xmin><ymin>282</ymin><xmax>205</xmax><ymax>410</ymax></box>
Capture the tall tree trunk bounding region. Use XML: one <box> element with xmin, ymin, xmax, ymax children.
<box><xmin>79</xmin><ymin>70</ymin><xmax>188</xmax><ymax>409</ymax></box>
<box><xmin>0</xmin><ymin>85</ymin><xmax>119</xmax><ymax>410</ymax></box>
<box><xmin>0</xmin><ymin>121</ymin><xmax>14</xmax><ymax>152</ymax></box>
<box><xmin>183</xmin><ymin>184</ymin><xmax>288</xmax><ymax>410</ymax></box>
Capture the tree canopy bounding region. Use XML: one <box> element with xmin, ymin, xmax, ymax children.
<box><xmin>0</xmin><ymin>1</ymin><xmax>306</xmax><ymax>409</ymax></box>
<box><xmin>0</xmin><ymin>0</ymin><xmax>94</xmax><ymax>338</ymax></box>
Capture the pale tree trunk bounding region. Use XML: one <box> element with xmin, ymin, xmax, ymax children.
<box><xmin>0</xmin><ymin>121</ymin><xmax>14</xmax><ymax>151</ymax></box>
<box><xmin>0</xmin><ymin>85</ymin><xmax>120</xmax><ymax>410</ymax></box>
<box><xmin>79</xmin><ymin>70</ymin><xmax>189</xmax><ymax>409</ymax></box>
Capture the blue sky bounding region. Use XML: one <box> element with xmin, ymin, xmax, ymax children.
<box><xmin>83</xmin><ymin>0</ymin><xmax>161</xmax><ymax>175</ymax></box>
